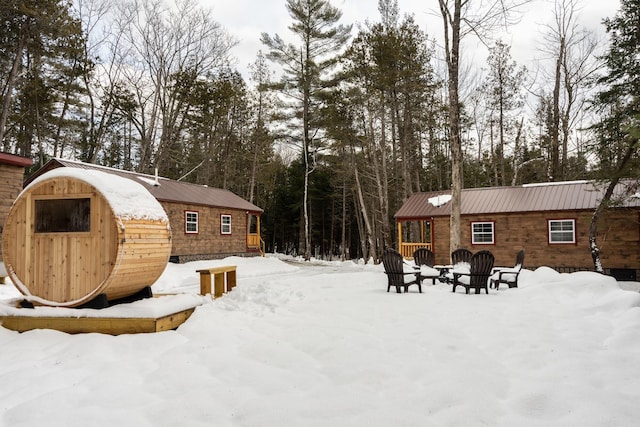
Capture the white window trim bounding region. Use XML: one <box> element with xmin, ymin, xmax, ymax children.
<box><xmin>471</xmin><ymin>221</ymin><xmax>494</xmax><ymax>245</ymax></box>
<box><xmin>185</xmin><ymin>211</ymin><xmax>198</xmax><ymax>234</ymax></box>
<box><xmin>548</xmin><ymin>219</ymin><xmax>576</xmax><ymax>244</ymax></box>
<box><xmin>221</xmin><ymin>214</ymin><xmax>232</xmax><ymax>235</ymax></box>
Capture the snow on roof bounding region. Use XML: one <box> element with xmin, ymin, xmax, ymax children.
<box><xmin>26</xmin><ymin>168</ymin><xmax>169</xmax><ymax>222</ymax></box>
<box><xmin>137</xmin><ymin>175</ymin><xmax>161</xmax><ymax>187</ymax></box>
<box><xmin>34</xmin><ymin>158</ymin><xmax>264</xmax><ymax>213</ymax></box>
<box><xmin>428</xmin><ymin>194</ymin><xmax>452</xmax><ymax>208</ymax></box>
<box><xmin>521</xmin><ymin>180</ymin><xmax>588</xmax><ymax>188</ymax></box>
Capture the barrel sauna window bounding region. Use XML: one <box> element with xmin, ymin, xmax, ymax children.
<box><xmin>35</xmin><ymin>197</ymin><xmax>91</xmax><ymax>233</ymax></box>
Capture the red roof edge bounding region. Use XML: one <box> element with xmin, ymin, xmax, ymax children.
<box><xmin>0</xmin><ymin>152</ymin><xmax>33</xmax><ymax>167</ymax></box>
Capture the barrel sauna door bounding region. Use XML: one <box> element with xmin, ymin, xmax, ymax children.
<box><xmin>26</xmin><ymin>194</ymin><xmax>118</xmax><ymax>304</ymax></box>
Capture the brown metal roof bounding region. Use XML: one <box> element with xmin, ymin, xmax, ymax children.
<box><xmin>0</xmin><ymin>152</ymin><xmax>33</xmax><ymax>167</ymax></box>
<box><xmin>395</xmin><ymin>181</ymin><xmax>640</xmax><ymax>219</ymax></box>
<box><xmin>28</xmin><ymin>159</ymin><xmax>263</xmax><ymax>213</ymax></box>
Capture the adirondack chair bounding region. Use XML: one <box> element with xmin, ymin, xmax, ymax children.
<box><xmin>412</xmin><ymin>248</ymin><xmax>440</xmax><ymax>285</ymax></box>
<box><xmin>451</xmin><ymin>248</ymin><xmax>473</xmax><ymax>265</ymax></box>
<box><xmin>490</xmin><ymin>249</ymin><xmax>525</xmax><ymax>290</ymax></box>
<box><xmin>443</xmin><ymin>248</ymin><xmax>474</xmax><ymax>283</ymax></box>
<box><xmin>452</xmin><ymin>250</ymin><xmax>495</xmax><ymax>294</ymax></box>
<box><xmin>382</xmin><ymin>249</ymin><xmax>421</xmax><ymax>293</ymax></box>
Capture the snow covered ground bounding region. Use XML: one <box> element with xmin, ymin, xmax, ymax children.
<box><xmin>1</xmin><ymin>255</ymin><xmax>640</xmax><ymax>426</ymax></box>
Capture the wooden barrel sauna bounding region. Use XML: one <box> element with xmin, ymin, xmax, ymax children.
<box><xmin>2</xmin><ymin>168</ymin><xmax>172</xmax><ymax>307</ymax></box>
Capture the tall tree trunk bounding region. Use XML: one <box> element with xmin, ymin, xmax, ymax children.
<box><xmin>589</xmin><ymin>142</ymin><xmax>637</xmax><ymax>273</ymax></box>
<box><xmin>302</xmin><ymin>70</ymin><xmax>312</xmax><ymax>261</ymax></box>
<box><xmin>511</xmin><ymin>117</ymin><xmax>525</xmax><ymax>186</ymax></box>
<box><xmin>498</xmin><ymin>89</ymin><xmax>506</xmax><ymax>186</ymax></box>
<box><xmin>550</xmin><ymin>37</ymin><xmax>565</xmax><ymax>181</ymax></box>
<box><xmin>439</xmin><ymin>0</ymin><xmax>463</xmax><ymax>252</ymax></box>
<box><xmin>490</xmin><ymin>118</ymin><xmax>498</xmax><ymax>185</ymax></box>
<box><xmin>341</xmin><ymin>177</ymin><xmax>347</xmax><ymax>261</ymax></box>
<box><xmin>353</xmin><ymin>151</ymin><xmax>374</xmax><ymax>263</ymax></box>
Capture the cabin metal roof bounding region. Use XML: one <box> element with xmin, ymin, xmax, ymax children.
<box><xmin>28</xmin><ymin>159</ymin><xmax>263</xmax><ymax>214</ymax></box>
<box><xmin>395</xmin><ymin>181</ymin><xmax>640</xmax><ymax>220</ymax></box>
<box><xmin>0</xmin><ymin>152</ymin><xmax>33</xmax><ymax>167</ymax></box>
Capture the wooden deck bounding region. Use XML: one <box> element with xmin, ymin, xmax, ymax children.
<box><xmin>0</xmin><ymin>294</ymin><xmax>203</xmax><ymax>335</ymax></box>
<box><xmin>0</xmin><ymin>308</ymin><xmax>195</xmax><ymax>335</ymax></box>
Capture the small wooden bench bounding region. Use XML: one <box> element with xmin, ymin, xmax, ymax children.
<box><xmin>196</xmin><ymin>265</ymin><xmax>237</xmax><ymax>298</ymax></box>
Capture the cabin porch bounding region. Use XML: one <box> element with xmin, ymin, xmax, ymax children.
<box><xmin>397</xmin><ymin>219</ymin><xmax>433</xmax><ymax>259</ymax></box>
<box><xmin>246</xmin><ymin>213</ymin><xmax>265</xmax><ymax>256</ymax></box>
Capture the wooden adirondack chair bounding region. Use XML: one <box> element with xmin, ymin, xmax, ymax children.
<box><xmin>490</xmin><ymin>249</ymin><xmax>525</xmax><ymax>290</ymax></box>
<box><xmin>413</xmin><ymin>248</ymin><xmax>440</xmax><ymax>285</ymax></box>
<box><xmin>452</xmin><ymin>250</ymin><xmax>495</xmax><ymax>294</ymax></box>
<box><xmin>382</xmin><ymin>249</ymin><xmax>421</xmax><ymax>293</ymax></box>
<box><xmin>451</xmin><ymin>248</ymin><xmax>473</xmax><ymax>265</ymax></box>
<box><xmin>443</xmin><ymin>248</ymin><xmax>474</xmax><ymax>284</ymax></box>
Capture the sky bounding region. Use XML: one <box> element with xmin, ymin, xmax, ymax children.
<box><xmin>1</xmin><ymin>255</ymin><xmax>640</xmax><ymax>426</ymax></box>
<box><xmin>201</xmin><ymin>0</ymin><xmax>621</xmax><ymax>81</ymax></box>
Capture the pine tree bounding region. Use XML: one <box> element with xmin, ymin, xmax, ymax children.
<box><xmin>261</xmin><ymin>0</ymin><xmax>351</xmax><ymax>260</ymax></box>
<box><xmin>588</xmin><ymin>0</ymin><xmax>640</xmax><ymax>273</ymax></box>
<box><xmin>481</xmin><ymin>41</ymin><xmax>526</xmax><ymax>186</ymax></box>
<box><xmin>0</xmin><ymin>0</ymin><xmax>85</xmax><ymax>162</ymax></box>
<box><xmin>340</xmin><ymin>6</ymin><xmax>439</xmax><ymax>259</ymax></box>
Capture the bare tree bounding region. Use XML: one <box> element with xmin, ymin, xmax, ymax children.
<box><xmin>437</xmin><ymin>0</ymin><xmax>529</xmax><ymax>251</ymax></box>
<box><xmin>117</xmin><ymin>0</ymin><xmax>236</xmax><ymax>173</ymax></box>
<box><xmin>72</xmin><ymin>0</ymin><xmax>121</xmax><ymax>162</ymax></box>
<box><xmin>538</xmin><ymin>0</ymin><xmax>600</xmax><ymax>181</ymax></box>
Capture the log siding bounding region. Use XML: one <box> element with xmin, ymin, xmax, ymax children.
<box><xmin>163</xmin><ymin>202</ymin><xmax>257</xmax><ymax>262</ymax></box>
<box><xmin>427</xmin><ymin>209</ymin><xmax>640</xmax><ymax>276</ymax></box>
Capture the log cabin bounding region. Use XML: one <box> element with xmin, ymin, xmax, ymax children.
<box><xmin>395</xmin><ymin>180</ymin><xmax>640</xmax><ymax>280</ymax></box>
<box><xmin>26</xmin><ymin>159</ymin><xmax>264</xmax><ymax>262</ymax></box>
<box><xmin>0</xmin><ymin>152</ymin><xmax>33</xmax><ymax>279</ymax></box>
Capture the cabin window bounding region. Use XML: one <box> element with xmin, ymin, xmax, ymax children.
<box><xmin>548</xmin><ymin>219</ymin><xmax>575</xmax><ymax>244</ymax></box>
<box><xmin>185</xmin><ymin>211</ymin><xmax>198</xmax><ymax>234</ymax></box>
<box><xmin>471</xmin><ymin>222</ymin><xmax>494</xmax><ymax>244</ymax></box>
<box><xmin>221</xmin><ymin>214</ymin><xmax>232</xmax><ymax>234</ymax></box>
<box><xmin>35</xmin><ymin>198</ymin><xmax>91</xmax><ymax>233</ymax></box>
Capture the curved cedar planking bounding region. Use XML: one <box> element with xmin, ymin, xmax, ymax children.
<box><xmin>2</xmin><ymin>174</ymin><xmax>171</xmax><ymax>307</ymax></box>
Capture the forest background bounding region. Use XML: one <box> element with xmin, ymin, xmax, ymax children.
<box><xmin>0</xmin><ymin>0</ymin><xmax>638</xmax><ymax>262</ymax></box>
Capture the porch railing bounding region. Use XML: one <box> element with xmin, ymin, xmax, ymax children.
<box><xmin>399</xmin><ymin>242</ymin><xmax>432</xmax><ymax>259</ymax></box>
<box><xmin>247</xmin><ymin>234</ymin><xmax>266</xmax><ymax>256</ymax></box>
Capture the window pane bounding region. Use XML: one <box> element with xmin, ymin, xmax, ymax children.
<box><xmin>472</xmin><ymin>222</ymin><xmax>494</xmax><ymax>244</ymax></box>
<box><xmin>186</xmin><ymin>211</ymin><xmax>198</xmax><ymax>233</ymax></box>
<box><xmin>549</xmin><ymin>220</ymin><xmax>575</xmax><ymax>243</ymax></box>
<box><xmin>35</xmin><ymin>198</ymin><xmax>90</xmax><ymax>233</ymax></box>
<box><xmin>221</xmin><ymin>215</ymin><xmax>231</xmax><ymax>234</ymax></box>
